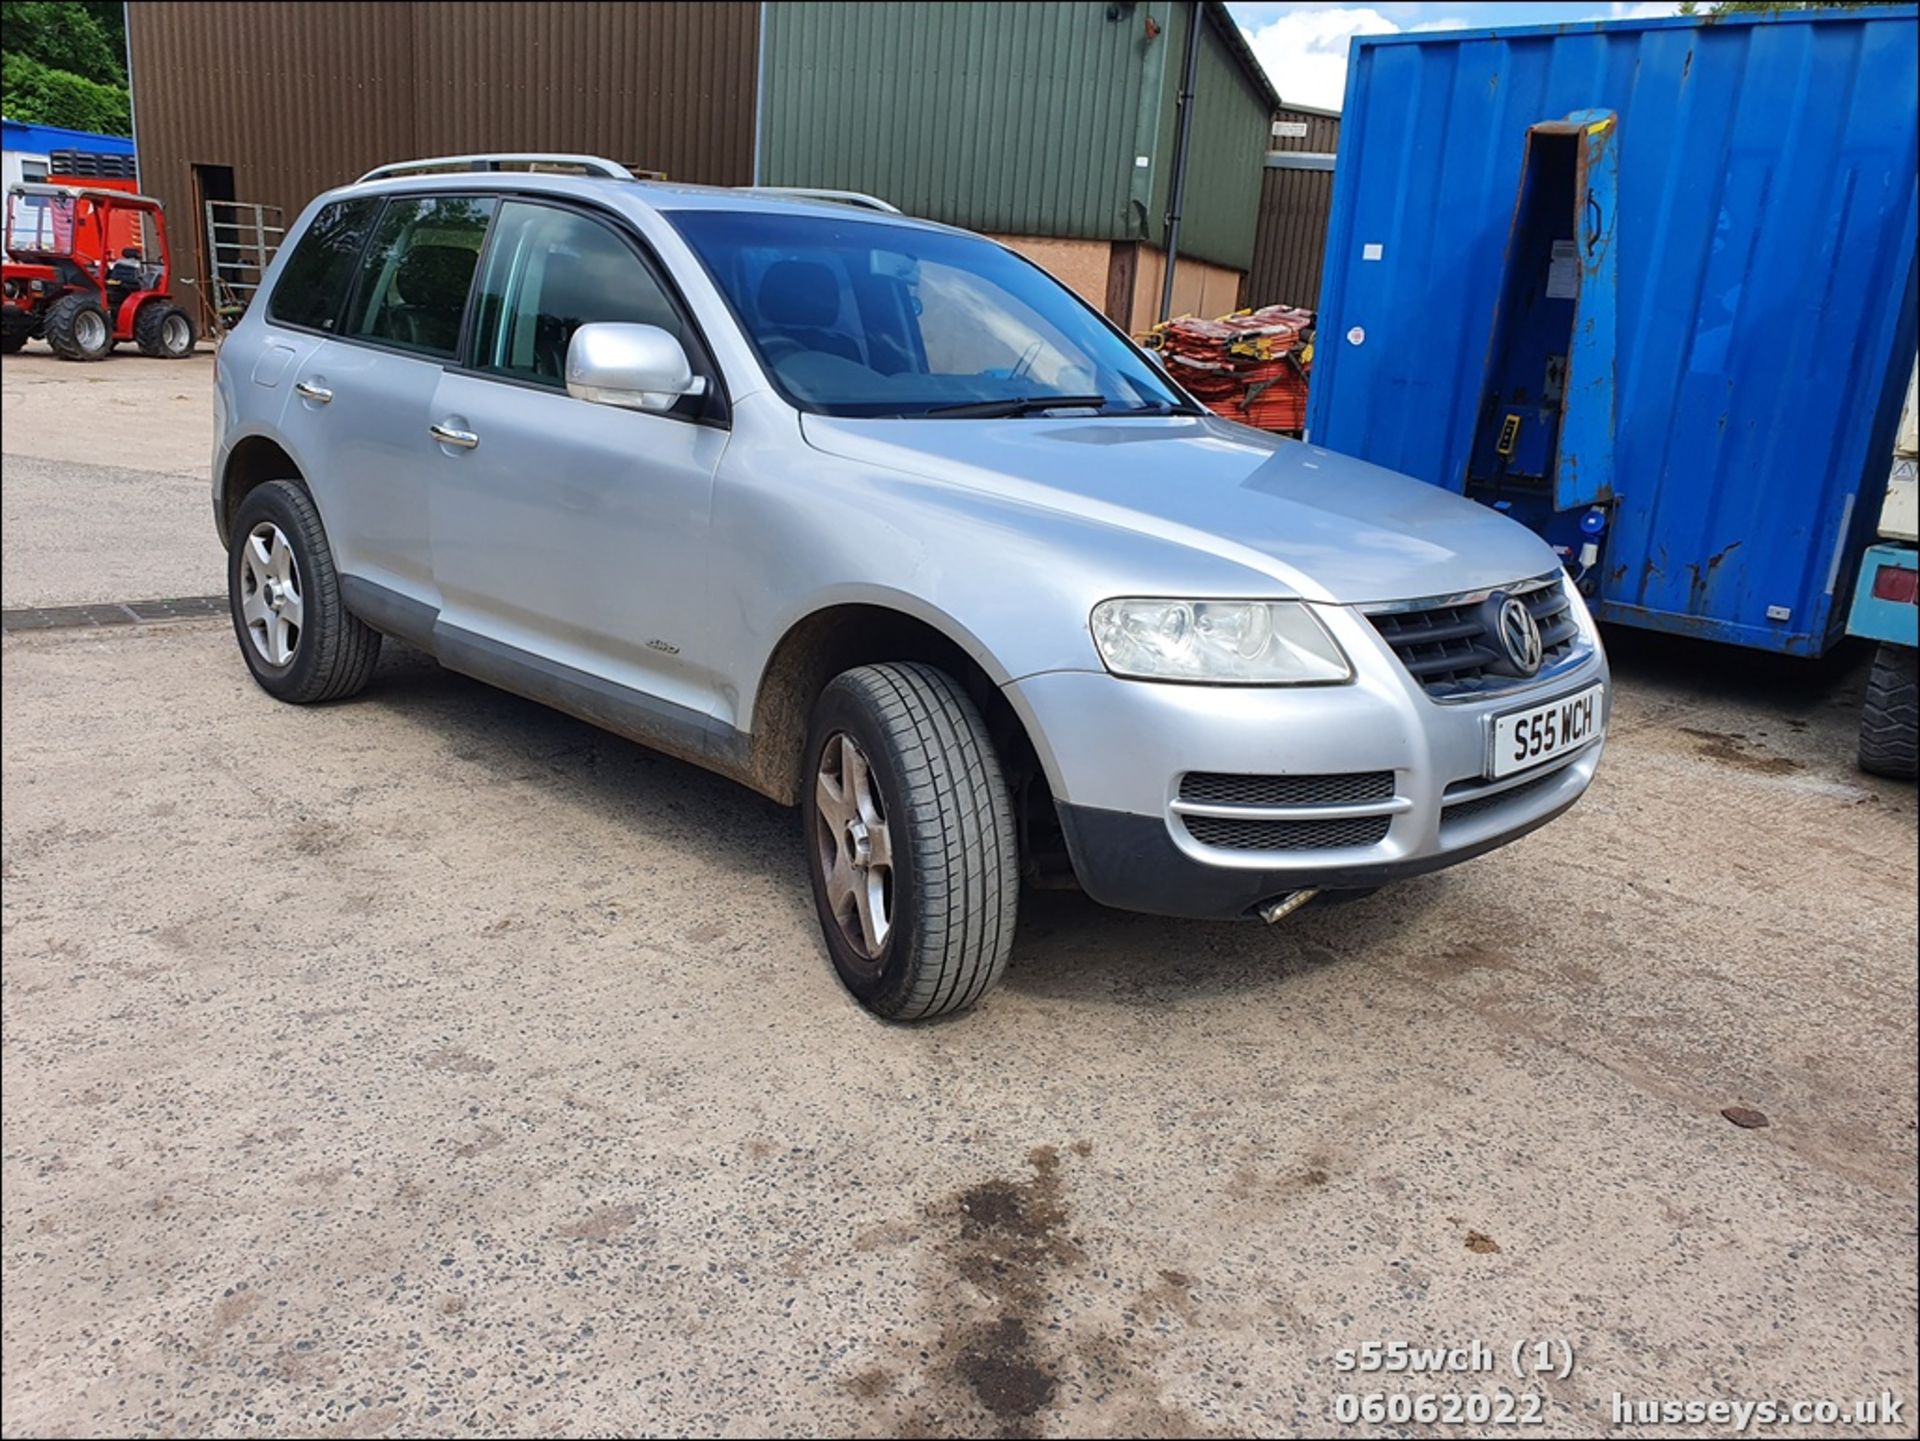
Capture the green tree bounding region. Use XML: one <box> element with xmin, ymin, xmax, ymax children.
<box><xmin>3</xmin><ymin>0</ymin><xmax>124</xmax><ymax>83</ymax></box>
<box><xmin>1</xmin><ymin>0</ymin><xmax>132</xmax><ymax>134</ymax></box>
<box><xmin>2</xmin><ymin>51</ymin><xmax>131</xmax><ymax>134</ymax></box>
<box><xmin>1677</xmin><ymin>1</ymin><xmax>1869</xmax><ymax>12</ymax></box>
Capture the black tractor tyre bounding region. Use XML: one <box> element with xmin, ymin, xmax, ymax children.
<box><xmin>43</xmin><ymin>292</ymin><xmax>113</xmax><ymax>361</ymax></box>
<box><xmin>1858</xmin><ymin>641</ymin><xmax>1917</xmax><ymax>781</ymax></box>
<box><xmin>1</xmin><ymin>330</ymin><xmax>28</xmax><ymax>354</ymax></box>
<box><xmin>803</xmin><ymin>662</ymin><xmax>1020</xmax><ymax>1021</ymax></box>
<box><xmin>135</xmin><ymin>301</ymin><xmax>198</xmax><ymax>359</ymax></box>
<box><xmin>228</xmin><ymin>479</ymin><xmax>381</xmax><ymax>704</ymax></box>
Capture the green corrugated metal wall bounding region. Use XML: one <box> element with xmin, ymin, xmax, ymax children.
<box><xmin>758</xmin><ymin>1</ymin><xmax>1272</xmax><ymax>271</ymax></box>
<box><xmin>1146</xmin><ymin>8</ymin><xmax>1272</xmax><ymax>269</ymax></box>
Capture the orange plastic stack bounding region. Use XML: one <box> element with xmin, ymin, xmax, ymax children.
<box><xmin>1144</xmin><ymin>304</ymin><xmax>1315</xmax><ymax>434</ymax></box>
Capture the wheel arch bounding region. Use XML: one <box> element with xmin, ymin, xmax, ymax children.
<box><xmin>743</xmin><ymin>595</ymin><xmax>1045</xmax><ymax>813</ymax></box>
<box><xmin>217</xmin><ymin>433</ymin><xmax>307</xmax><ymax>548</ymax></box>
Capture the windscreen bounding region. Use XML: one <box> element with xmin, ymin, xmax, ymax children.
<box><xmin>668</xmin><ymin>209</ymin><xmax>1187</xmax><ymax>419</ymax></box>
<box><xmin>5</xmin><ymin>192</ymin><xmax>74</xmax><ymax>257</ymax></box>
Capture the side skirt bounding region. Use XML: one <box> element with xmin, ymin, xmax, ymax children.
<box><xmin>340</xmin><ymin>575</ymin><xmax>759</xmax><ymax>794</ymax></box>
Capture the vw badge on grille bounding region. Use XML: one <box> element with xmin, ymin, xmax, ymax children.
<box><xmin>1498</xmin><ymin>595</ymin><xmax>1544</xmax><ymax>676</ymax></box>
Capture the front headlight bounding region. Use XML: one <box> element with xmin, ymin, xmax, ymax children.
<box><xmin>1090</xmin><ymin>598</ymin><xmax>1352</xmax><ymax>684</ymax></box>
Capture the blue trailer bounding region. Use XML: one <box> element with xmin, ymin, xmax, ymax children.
<box><xmin>1305</xmin><ymin>5</ymin><xmax>1919</xmax><ymax>656</ymax></box>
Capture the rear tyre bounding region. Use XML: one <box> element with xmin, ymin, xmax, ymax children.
<box><xmin>228</xmin><ymin>479</ymin><xmax>380</xmax><ymax>704</ymax></box>
<box><xmin>135</xmin><ymin>302</ymin><xmax>197</xmax><ymax>358</ymax></box>
<box><xmin>803</xmin><ymin>662</ymin><xmax>1019</xmax><ymax>1021</ymax></box>
<box><xmin>1857</xmin><ymin>641</ymin><xmax>1917</xmax><ymax>780</ymax></box>
<box><xmin>44</xmin><ymin>293</ymin><xmax>112</xmax><ymax>361</ymax></box>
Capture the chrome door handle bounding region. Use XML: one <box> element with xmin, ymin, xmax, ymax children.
<box><xmin>294</xmin><ymin>380</ymin><xmax>332</xmax><ymax>403</ymax></box>
<box><xmin>430</xmin><ymin>422</ymin><xmax>479</xmax><ymax>450</ymax></box>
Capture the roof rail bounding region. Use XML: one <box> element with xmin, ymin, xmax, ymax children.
<box><xmin>357</xmin><ymin>154</ymin><xmax>635</xmax><ymax>184</ymax></box>
<box><xmin>743</xmin><ymin>186</ymin><xmax>901</xmax><ymax>214</ymax></box>
<box><xmin>10</xmin><ymin>180</ymin><xmax>164</xmax><ymax>206</ymax></box>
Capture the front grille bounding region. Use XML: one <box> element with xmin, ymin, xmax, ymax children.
<box><xmin>1178</xmin><ymin>770</ymin><xmax>1395</xmax><ymax>807</ymax></box>
<box><xmin>1182</xmin><ymin>813</ymin><xmax>1393</xmax><ymax>851</ymax></box>
<box><xmin>1441</xmin><ymin>767</ymin><xmax>1565</xmax><ymax>826</ymax></box>
<box><xmin>1369</xmin><ymin>577</ymin><xmax>1581</xmax><ymax>699</ymax></box>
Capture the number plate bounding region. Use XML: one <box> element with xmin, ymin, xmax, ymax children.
<box><xmin>1489</xmin><ymin>683</ymin><xmax>1604</xmax><ymax>779</ymax></box>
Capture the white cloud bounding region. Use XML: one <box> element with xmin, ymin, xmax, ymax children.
<box><xmin>1242</xmin><ymin>3</ymin><xmax>1688</xmax><ymax>112</ymax></box>
<box><xmin>1567</xmin><ymin>2</ymin><xmax>1688</xmax><ymax>20</ymax></box>
<box><xmin>1240</xmin><ymin>6</ymin><xmax>1400</xmax><ymax>112</ymax></box>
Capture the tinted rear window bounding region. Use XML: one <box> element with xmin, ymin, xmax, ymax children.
<box><xmin>267</xmin><ymin>198</ymin><xmax>380</xmax><ymax>332</ymax></box>
<box><xmin>342</xmin><ymin>196</ymin><xmax>493</xmax><ymax>359</ymax></box>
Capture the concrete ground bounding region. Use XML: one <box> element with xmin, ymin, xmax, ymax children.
<box><xmin>3</xmin><ymin>352</ymin><xmax>1916</xmax><ymax>1439</ymax></box>
<box><xmin>1</xmin><ymin>346</ymin><xmax>220</xmax><ymax>607</ymax></box>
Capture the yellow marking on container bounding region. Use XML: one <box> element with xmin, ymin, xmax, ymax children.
<box><xmin>1496</xmin><ymin>413</ymin><xmax>1522</xmax><ymax>457</ymax></box>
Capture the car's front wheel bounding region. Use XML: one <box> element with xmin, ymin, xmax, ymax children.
<box><xmin>803</xmin><ymin>662</ymin><xmax>1019</xmax><ymax>1020</ymax></box>
<box><xmin>228</xmin><ymin>479</ymin><xmax>381</xmax><ymax>703</ymax></box>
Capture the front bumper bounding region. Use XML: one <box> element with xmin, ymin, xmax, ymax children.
<box><xmin>1004</xmin><ymin>599</ymin><xmax>1609</xmax><ymax>919</ymax></box>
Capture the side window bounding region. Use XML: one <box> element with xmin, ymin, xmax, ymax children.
<box><xmin>267</xmin><ymin>197</ymin><xmax>380</xmax><ymax>332</ymax></box>
<box><xmin>344</xmin><ymin>196</ymin><xmax>494</xmax><ymax>359</ymax></box>
<box><xmin>468</xmin><ymin>201</ymin><xmax>695</xmax><ymax>389</ymax></box>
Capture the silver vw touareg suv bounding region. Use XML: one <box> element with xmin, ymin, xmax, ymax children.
<box><xmin>214</xmin><ymin>154</ymin><xmax>1608</xmax><ymax>1019</ymax></box>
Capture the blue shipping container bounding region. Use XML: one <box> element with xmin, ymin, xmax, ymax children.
<box><xmin>1306</xmin><ymin>6</ymin><xmax>1919</xmax><ymax>654</ymax></box>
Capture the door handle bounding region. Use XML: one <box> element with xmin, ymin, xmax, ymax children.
<box><xmin>294</xmin><ymin>380</ymin><xmax>332</xmax><ymax>404</ymax></box>
<box><xmin>430</xmin><ymin>421</ymin><xmax>479</xmax><ymax>450</ymax></box>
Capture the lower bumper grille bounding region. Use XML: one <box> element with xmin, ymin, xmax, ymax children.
<box><xmin>1175</xmin><ymin>769</ymin><xmax>1400</xmax><ymax>853</ymax></box>
<box><xmin>1182</xmin><ymin>813</ymin><xmax>1393</xmax><ymax>852</ymax></box>
<box><xmin>1178</xmin><ymin>770</ymin><xmax>1394</xmax><ymax>807</ymax></box>
<box><xmin>1441</xmin><ymin>766</ymin><xmax>1567</xmax><ymax>826</ymax></box>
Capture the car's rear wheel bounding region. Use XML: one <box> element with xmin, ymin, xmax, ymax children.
<box><xmin>44</xmin><ymin>293</ymin><xmax>112</xmax><ymax>361</ymax></box>
<box><xmin>135</xmin><ymin>301</ymin><xmax>197</xmax><ymax>359</ymax></box>
<box><xmin>228</xmin><ymin>479</ymin><xmax>380</xmax><ymax>703</ymax></box>
<box><xmin>803</xmin><ymin>662</ymin><xmax>1018</xmax><ymax>1020</ymax></box>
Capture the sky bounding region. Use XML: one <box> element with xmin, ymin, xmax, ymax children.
<box><xmin>1227</xmin><ymin>2</ymin><xmax>1688</xmax><ymax>111</ymax></box>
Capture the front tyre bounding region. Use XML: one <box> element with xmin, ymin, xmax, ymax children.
<box><xmin>803</xmin><ymin>662</ymin><xmax>1019</xmax><ymax>1020</ymax></box>
<box><xmin>135</xmin><ymin>302</ymin><xmax>198</xmax><ymax>358</ymax></box>
<box><xmin>228</xmin><ymin>479</ymin><xmax>380</xmax><ymax>703</ymax></box>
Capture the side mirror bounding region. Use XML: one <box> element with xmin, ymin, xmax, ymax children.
<box><xmin>566</xmin><ymin>322</ymin><xmax>708</xmax><ymax>413</ymax></box>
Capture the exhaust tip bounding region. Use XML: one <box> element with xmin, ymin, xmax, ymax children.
<box><xmin>1256</xmin><ymin>889</ymin><xmax>1319</xmax><ymax>924</ymax></box>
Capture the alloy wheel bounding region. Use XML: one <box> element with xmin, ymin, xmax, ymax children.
<box><xmin>238</xmin><ymin>521</ymin><xmax>304</xmax><ymax>667</ymax></box>
<box><xmin>814</xmin><ymin>731</ymin><xmax>895</xmax><ymax>962</ymax></box>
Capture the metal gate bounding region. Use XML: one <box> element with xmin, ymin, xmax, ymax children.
<box><xmin>200</xmin><ymin>200</ymin><xmax>284</xmax><ymax>338</ymax></box>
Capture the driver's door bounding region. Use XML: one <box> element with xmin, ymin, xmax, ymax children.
<box><xmin>427</xmin><ymin>199</ymin><xmax>729</xmax><ymax>728</ymax></box>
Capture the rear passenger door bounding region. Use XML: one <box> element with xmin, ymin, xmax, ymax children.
<box><xmin>278</xmin><ymin>194</ymin><xmax>493</xmax><ymax>612</ymax></box>
<box><xmin>426</xmin><ymin>199</ymin><xmax>729</xmax><ymax>729</ymax></box>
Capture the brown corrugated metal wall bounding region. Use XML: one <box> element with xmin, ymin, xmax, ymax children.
<box><xmin>128</xmin><ymin>2</ymin><xmax>758</xmax><ymax>303</ymax></box>
<box><xmin>1245</xmin><ymin>105</ymin><xmax>1340</xmax><ymax>311</ymax></box>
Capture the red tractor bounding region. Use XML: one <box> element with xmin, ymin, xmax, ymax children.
<box><xmin>2</xmin><ymin>182</ymin><xmax>198</xmax><ymax>361</ymax></box>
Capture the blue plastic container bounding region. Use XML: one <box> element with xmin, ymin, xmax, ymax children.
<box><xmin>1307</xmin><ymin>6</ymin><xmax>1919</xmax><ymax>655</ymax></box>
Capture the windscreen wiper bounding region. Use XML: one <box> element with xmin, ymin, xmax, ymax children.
<box><xmin>923</xmin><ymin>394</ymin><xmax>1111</xmax><ymax>418</ymax></box>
